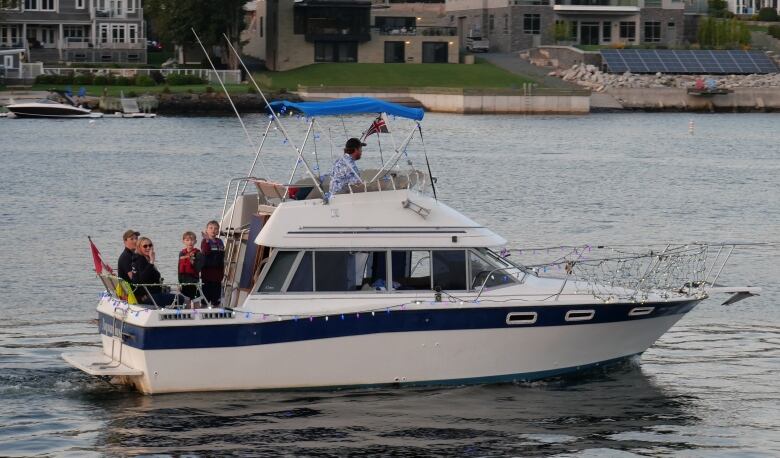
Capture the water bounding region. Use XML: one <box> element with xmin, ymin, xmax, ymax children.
<box><xmin>0</xmin><ymin>113</ymin><xmax>778</xmax><ymax>456</ymax></box>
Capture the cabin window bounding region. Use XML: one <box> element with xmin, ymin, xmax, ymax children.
<box><xmin>287</xmin><ymin>251</ymin><xmax>313</xmax><ymax>292</ymax></box>
<box><xmin>391</xmin><ymin>250</ymin><xmax>431</xmax><ymax>290</ymax></box>
<box><xmin>469</xmin><ymin>250</ymin><xmax>517</xmax><ymax>289</ymax></box>
<box><xmin>258</xmin><ymin>251</ymin><xmax>298</xmax><ymax>292</ymax></box>
<box><xmin>432</xmin><ymin>250</ymin><xmax>467</xmax><ymax>290</ymax></box>
<box><xmin>314</xmin><ymin>251</ymin><xmax>387</xmax><ymax>292</ymax></box>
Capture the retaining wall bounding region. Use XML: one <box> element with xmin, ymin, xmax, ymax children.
<box><xmin>607</xmin><ymin>87</ymin><xmax>780</xmax><ymax>111</ymax></box>
<box><xmin>297</xmin><ymin>87</ymin><xmax>590</xmax><ymax>114</ymax></box>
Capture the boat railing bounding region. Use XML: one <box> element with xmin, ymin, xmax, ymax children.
<box><xmin>245</xmin><ymin>169</ymin><xmax>430</xmax><ymax>207</ymax></box>
<box><xmin>98</xmin><ymin>274</ymin><xmax>215</xmax><ymax>309</ymax></box>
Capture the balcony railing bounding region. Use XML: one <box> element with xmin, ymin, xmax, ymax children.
<box><xmin>372</xmin><ymin>26</ymin><xmax>457</xmax><ymax>36</ymax></box>
<box><xmin>63</xmin><ymin>37</ymin><xmax>145</xmax><ymax>50</ymax></box>
<box><xmin>93</xmin><ymin>7</ymin><xmax>143</xmax><ymax>19</ymax></box>
<box><xmin>554</xmin><ymin>0</ymin><xmax>638</xmax><ymax>6</ymax></box>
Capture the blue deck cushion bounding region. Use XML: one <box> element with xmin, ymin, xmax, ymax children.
<box><xmin>268</xmin><ymin>97</ymin><xmax>424</xmax><ymax>120</ymax></box>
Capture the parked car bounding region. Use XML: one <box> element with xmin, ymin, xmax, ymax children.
<box><xmin>465</xmin><ymin>36</ymin><xmax>490</xmax><ymax>53</ymax></box>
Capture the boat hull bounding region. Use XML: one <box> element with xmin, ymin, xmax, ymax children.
<box><xmin>6</xmin><ymin>104</ymin><xmax>93</xmax><ymax>118</ymax></box>
<box><xmin>89</xmin><ymin>300</ymin><xmax>698</xmax><ymax>394</ymax></box>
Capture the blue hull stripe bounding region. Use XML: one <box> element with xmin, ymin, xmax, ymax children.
<box><xmin>99</xmin><ymin>300</ymin><xmax>698</xmax><ymax>351</ymax></box>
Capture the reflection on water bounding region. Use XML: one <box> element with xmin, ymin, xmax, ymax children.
<box><xmin>82</xmin><ymin>362</ymin><xmax>697</xmax><ymax>456</ymax></box>
<box><xmin>0</xmin><ymin>113</ymin><xmax>778</xmax><ymax>456</ymax></box>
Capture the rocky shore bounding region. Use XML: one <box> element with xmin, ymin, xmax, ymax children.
<box><xmin>92</xmin><ymin>90</ymin><xmax>300</xmax><ymax>115</ymax></box>
<box><xmin>550</xmin><ymin>63</ymin><xmax>780</xmax><ymax>92</ymax></box>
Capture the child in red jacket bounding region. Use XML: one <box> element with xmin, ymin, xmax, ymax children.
<box><xmin>178</xmin><ymin>231</ymin><xmax>204</xmax><ymax>300</ymax></box>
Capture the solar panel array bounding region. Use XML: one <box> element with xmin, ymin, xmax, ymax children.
<box><xmin>601</xmin><ymin>49</ymin><xmax>778</xmax><ymax>74</ymax></box>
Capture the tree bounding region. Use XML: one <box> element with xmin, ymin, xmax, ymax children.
<box><xmin>707</xmin><ymin>0</ymin><xmax>733</xmax><ymax>19</ymax></box>
<box><xmin>144</xmin><ymin>0</ymin><xmax>246</xmax><ymax>69</ymax></box>
<box><xmin>0</xmin><ymin>0</ymin><xmax>21</xmax><ymax>21</ymax></box>
<box><xmin>697</xmin><ymin>17</ymin><xmax>750</xmax><ymax>48</ymax></box>
<box><xmin>757</xmin><ymin>7</ymin><xmax>779</xmax><ymax>22</ymax></box>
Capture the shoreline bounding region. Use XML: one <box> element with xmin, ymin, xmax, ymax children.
<box><xmin>3</xmin><ymin>87</ymin><xmax>780</xmax><ymax>115</ymax></box>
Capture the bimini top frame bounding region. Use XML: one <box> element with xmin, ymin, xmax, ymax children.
<box><xmin>267</xmin><ymin>97</ymin><xmax>425</xmax><ymax>121</ymax></box>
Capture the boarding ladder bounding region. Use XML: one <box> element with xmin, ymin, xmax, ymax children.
<box><xmin>120</xmin><ymin>96</ymin><xmax>140</xmax><ymax>114</ymax></box>
<box><xmin>96</xmin><ymin>305</ymin><xmax>129</xmax><ymax>370</ymax></box>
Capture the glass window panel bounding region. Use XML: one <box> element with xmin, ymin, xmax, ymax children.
<box><xmin>315</xmin><ymin>251</ymin><xmax>357</xmax><ymax>292</ymax></box>
<box><xmin>391</xmin><ymin>250</ymin><xmax>431</xmax><ymax>290</ymax></box>
<box><xmin>287</xmin><ymin>251</ymin><xmax>313</xmax><ymax>292</ymax></box>
<box><xmin>469</xmin><ymin>251</ymin><xmax>516</xmax><ymax>290</ymax></box>
<box><xmin>259</xmin><ymin>251</ymin><xmax>298</xmax><ymax>293</ymax></box>
<box><xmin>432</xmin><ymin>250</ymin><xmax>467</xmax><ymax>291</ymax></box>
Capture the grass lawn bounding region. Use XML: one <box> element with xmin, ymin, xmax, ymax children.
<box><xmin>253</xmin><ymin>60</ymin><xmax>536</xmax><ymax>90</ymax></box>
<box><xmin>29</xmin><ymin>83</ymin><xmax>250</xmax><ymax>97</ymax></box>
<box><xmin>746</xmin><ymin>24</ymin><xmax>769</xmax><ymax>32</ymax></box>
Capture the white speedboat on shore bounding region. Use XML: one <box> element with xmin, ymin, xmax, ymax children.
<box><xmin>63</xmin><ymin>97</ymin><xmax>758</xmax><ymax>394</ymax></box>
<box><xmin>5</xmin><ymin>92</ymin><xmax>101</xmax><ymax>118</ymax></box>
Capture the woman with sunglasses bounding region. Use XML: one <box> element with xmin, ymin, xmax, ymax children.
<box><xmin>131</xmin><ymin>237</ymin><xmax>186</xmax><ymax>307</ymax></box>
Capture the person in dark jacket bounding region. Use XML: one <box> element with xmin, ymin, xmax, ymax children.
<box><xmin>118</xmin><ymin>229</ymin><xmax>140</xmax><ymax>282</ymax></box>
<box><xmin>200</xmin><ymin>220</ymin><xmax>225</xmax><ymax>306</ymax></box>
<box><xmin>132</xmin><ymin>237</ymin><xmax>186</xmax><ymax>307</ymax></box>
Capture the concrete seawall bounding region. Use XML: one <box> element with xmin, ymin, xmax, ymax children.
<box><xmin>297</xmin><ymin>87</ymin><xmax>591</xmax><ymax>115</ymax></box>
<box><xmin>604</xmin><ymin>88</ymin><xmax>780</xmax><ymax>112</ymax></box>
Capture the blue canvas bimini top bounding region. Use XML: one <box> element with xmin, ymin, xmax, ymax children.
<box><xmin>268</xmin><ymin>97</ymin><xmax>424</xmax><ymax>120</ymax></box>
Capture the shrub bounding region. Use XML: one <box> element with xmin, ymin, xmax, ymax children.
<box><xmin>247</xmin><ymin>85</ymin><xmax>257</xmax><ymax>94</ymax></box>
<box><xmin>769</xmin><ymin>24</ymin><xmax>780</xmax><ymax>39</ymax></box>
<box><xmin>757</xmin><ymin>7</ymin><xmax>779</xmax><ymax>22</ymax></box>
<box><xmin>205</xmin><ymin>85</ymin><xmax>214</xmax><ymax>93</ymax></box>
<box><xmin>35</xmin><ymin>74</ymin><xmax>55</xmax><ymax>84</ymax></box>
<box><xmin>93</xmin><ymin>75</ymin><xmax>111</xmax><ymax>85</ymax></box>
<box><xmin>113</xmin><ymin>76</ymin><xmax>133</xmax><ymax>86</ymax></box>
<box><xmin>36</xmin><ymin>74</ymin><xmax>74</xmax><ymax>84</ymax></box>
<box><xmin>74</xmin><ymin>73</ymin><xmax>94</xmax><ymax>85</ymax></box>
<box><xmin>162</xmin><ymin>85</ymin><xmax>171</xmax><ymax>94</ymax></box>
<box><xmin>135</xmin><ymin>74</ymin><xmax>156</xmax><ymax>86</ymax></box>
<box><xmin>127</xmin><ymin>90</ymin><xmax>138</xmax><ymax>97</ymax></box>
<box><xmin>165</xmin><ymin>73</ymin><xmax>205</xmax><ymax>85</ymax></box>
<box><xmin>697</xmin><ymin>17</ymin><xmax>751</xmax><ymax>48</ymax></box>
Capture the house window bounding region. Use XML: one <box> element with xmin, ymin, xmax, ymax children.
<box><xmin>619</xmin><ymin>21</ymin><xmax>636</xmax><ymax>42</ymax></box>
<box><xmin>602</xmin><ymin>21</ymin><xmax>611</xmax><ymax>42</ymax></box>
<box><xmin>0</xmin><ymin>25</ymin><xmax>21</xmax><ymax>46</ymax></box>
<box><xmin>384</xmin><ymin>41</ymin><xmax>405</xmax><ymax>63</ymax></box>
<box><xmin>489</xmin><ymin>15</ymin><xmax>494</xmax><ymax>32</ymax></box>
<box><xmin>127</xmin><ymin>0</ymin><xmax>135</xmax><ymax>13</ymax></box>
<box><xmin>422</xmin><ymin>41</ymin><xmax>448</xmax><ymax>63</ymax></box>
<box><xmin>76</xmin><ymin>0</ymin><xmax>85</xmax><ymax>8</ymax></box>
<box><xmin>644</xmin><ymin>21</ymin><xmax>661</xmax><ymax>42</ymax></box>
<box><xmin>314</xmin><ymin>41</ymin><xmax>358</xmax><ymax>62</ymax></box>
<box><xmin>260</xmin><ymin>16</ymin><xmax>264</xmax><ymax>38</ymax></box>
<box><xmin>503</xmin><ymin>14</ymin><xmax>509</xmax><ymax>34</ymax></box>
<box><xmin>24</xmin><ymin>0</ymin><xmax>54</xmax><ymax>11</ymax></box>
<box><xmin>523</xmin><ymin>14</ymin><xmax>540</xmax><ymax>35</ymax></box>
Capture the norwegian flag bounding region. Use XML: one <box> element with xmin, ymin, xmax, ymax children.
<box><xmin>362</xmin><ymin>115</ymin><xmax>389</xmax><ymax>140</ymax></box>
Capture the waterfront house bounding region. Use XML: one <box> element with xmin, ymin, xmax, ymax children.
<box><xmin>444</xmin><ymin>0</ymin><xmax>688</xmax><ymax>51</ymax></box>
<box><xmin>245</xmin><ymin>0</ymin><xmax>459</xmax><ymax>71</ymax></box>
<box><xmin>0</xmin><ymin>0</ymin><xmax>146</xmax><ymax>64</ymax></box>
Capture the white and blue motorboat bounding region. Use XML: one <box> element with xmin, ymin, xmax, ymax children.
<box><xmin>63</xmin><ymin>97</ymin><xmax>758</xmax><ymax>394</ymax></box>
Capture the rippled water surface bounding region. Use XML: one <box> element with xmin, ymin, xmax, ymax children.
<box><xmin>0</xmin><ymin>113</ymin><xmax>778</xmax><ymax>456</ymax></box>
